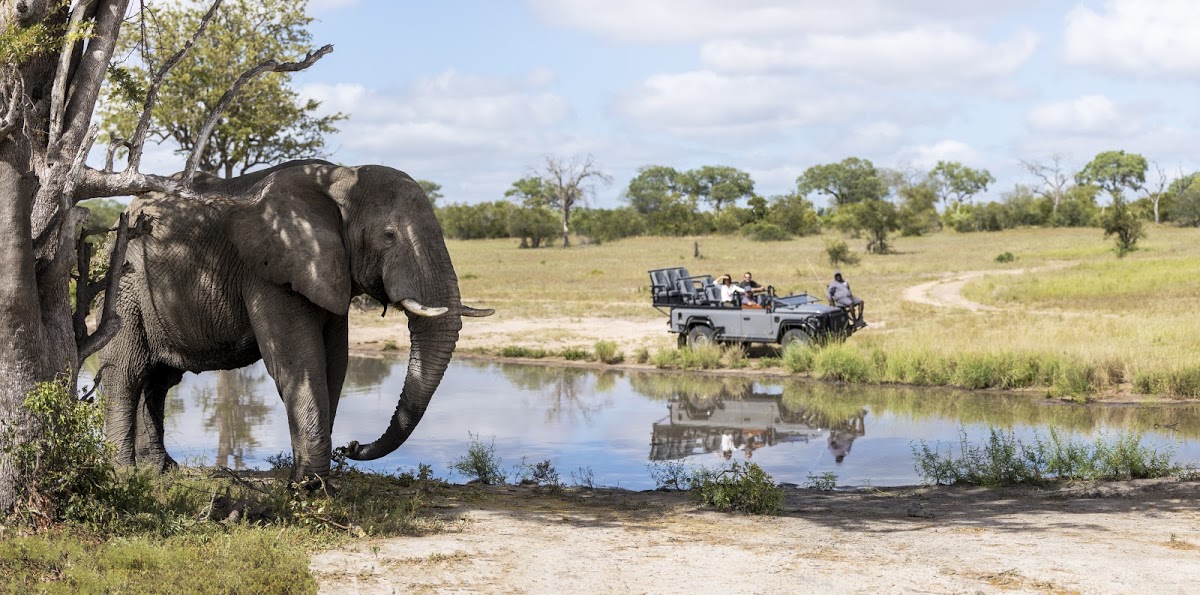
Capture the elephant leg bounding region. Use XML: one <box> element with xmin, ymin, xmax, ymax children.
<box><xmin>135</xmin><ymin>364</ymin><xmax>184</xmax><ymax>472</ymax></box>
<box><xmin>98</xmin><ymin>311</ymin><xmax>151</xmax><ymax>467</ymax></box>
<box><xmin>248</xmin><ymin>291</ymin><xmax>334</xmax><ymax>482</ymax></box>
<box><xmin>324</xmin><ymin>315</ymin><xmax>349</xmax><ymax>433</ymax></box>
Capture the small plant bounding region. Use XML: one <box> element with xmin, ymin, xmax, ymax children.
<box><xmin>691</xmin><ymin>462</ymin><xmax>784</xmax><ymax>515</ymax></box>
<box><xmin>499</xmin><ymin>345</ymin><xmax>549</xmax><ymax>358</ymax></box>
<box><xmin>593</xmin><ymin>340</ymin><xmax>624</xmax><ymax>364</ymax></box>
<box><xmin>514</xmin><ymin>458</ymin><xmax>562</xmax><ymax>493</ymax></box>
<box><xmin>381</xmin><ymin>340</ymin><xmax>399</xmax><ymax>351</ymax></box>
<box><xmin>804</xmin><ymin>472</ymin><xmax>838</xmax><ymax>491</ymax></box>
<box><xmin>449</xmin><ymin>433</ymin><xmax>506</xmax><ymax>485</ymax></box>
<box><xmin>571</xmin><ymin>466</ymin><xmax>596</xmax><ymax>488</ymax></box>
<box><xmin>825</xmin><ymin>238</ymin><xmax>861</xmax><ymax>267</ymax></box>
<box><xmin>647</xmin><ymin>461</ymin><xmax>695</xmax><ymax>491</ymax></box>
<box><xmin>757</xmin><ymin>356</ymin><xmax>782</xmax><ymax>368</ymax></box>
<box><xmin>561</xmin><ymin>346</ymin><xmax>592</xmax><ymax>361</ymax></box>
<box><xmin>994</xmin><ymin>251</ymin><xmax>1016</xmax><ymax>263</ymax></box>
<box><xmin>265</xmin><ymin>452</ymin><xmax>294</xmax><ymax>471</ymax></box>
<box><xmin>634</xmin><ymin>346</ymin><xmax>651</xmax><ymax>364</ymax></box>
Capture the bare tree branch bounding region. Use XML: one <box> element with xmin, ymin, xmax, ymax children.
<box><xmin>126</xmin><ymin>0</ymin><xmax>224</xmax><ymax>173</ymax></box>
<box><xmin>182</xmin><ymin>43</ymin><xmax>333</xmax><ymax>184</ymax></box>
<box><xmin>0</xmin><ymin>73</ymin><xmax>25</xmax><ymax>143</ymax></box>
<box><xmin>48</xmin><ymin>0</ymin><xmax>100</xmax><ymax>150</ymax></box>
<box><xmin>105</xmin><ymin>138</ymin><xmax>129</xmax><ymax>173</ymax></box>
<box><xmin>77</xmin><ymin>212</ymin><xmax>150</xmax><ymax>360</ymax></box>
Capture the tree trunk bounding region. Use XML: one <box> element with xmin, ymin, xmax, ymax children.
<box><xmin>560</xmin><ymin>203</ymin><xmax>571</xmax><ymax>248</ymax></box>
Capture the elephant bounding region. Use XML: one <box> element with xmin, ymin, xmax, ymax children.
<box><xmin>97</xmin><ymin>159</ymin><xmax>493</xmax><ymax>481</ymax></box>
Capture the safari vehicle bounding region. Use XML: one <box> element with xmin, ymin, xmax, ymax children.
<box><xmin>648</xmin><ymin>266</ymin><xmax>863</xmax><ymax>349</ymax></box>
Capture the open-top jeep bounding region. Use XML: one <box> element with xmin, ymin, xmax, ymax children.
<box><xmin>648</xmin><ymin>267</ymin><xmax>864</xmax><ymax>349</ymax></box>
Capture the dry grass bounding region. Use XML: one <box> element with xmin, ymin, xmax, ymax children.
<box><xmin>444</xmin><ymin>226</ymin><xmax>1200</xmax><ymax>397</ymax></box>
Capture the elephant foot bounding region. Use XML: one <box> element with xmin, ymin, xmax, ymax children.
<box><xmin>137</xmin><ymin>450</ymin><xmax>178</xmax><ymax>473</ymax></box>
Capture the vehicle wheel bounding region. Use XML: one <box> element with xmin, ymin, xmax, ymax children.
<box><xmin>687</xmin><ymin>325</ymin><xmax>715</xmax><ymax>348</ymax></box>
<box><xmin>780</xmin><ymin>329</ymin><xmax>810</xmax><ymax>351</ymax></box>
<box><xmin>677</xmin><ymin>332</ymin><xmax>688</xmax><ymax>349</ymax></box>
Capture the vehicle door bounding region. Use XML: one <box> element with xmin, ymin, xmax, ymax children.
<box><xmin>738</xmin><ymin>308</ymin><xmax>774</xmax><ymax>340</ymax></box>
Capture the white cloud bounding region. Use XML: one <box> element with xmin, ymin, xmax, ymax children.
<box><xmin>530</xmin><ymin>0</ymin><xmax>1036</xmax><ymax>43</ymax></box>
<box><xmin>1063</xmin><ymin>0</ymin><xmax>1200</xmax><ymax>76</ymax></box>
<box><xmin>310</xmin><ymin>0</ymin><xmax>359</xmax><ymax>12</ymax></box>
<box><xmin>612</xmin><ymin>70</ymin><xmax>869</xmax><ymax>140</ymax></box>
<box><xmin>701</xmin><ymin>27</ymin><xmax>1037</xmax><ymax>83</ymax></box>
<box><xmin>1025</xmin><ymin>94</ymin><xmax>1123</xmax><ymax>135</ymax></box>
<box><xmin>299</xmin><ymin>70</ymin><xmax>574</xmax><ymax>198</ymax></box>
<box><xmin>895</xmin><ymin>139</ymin><xmax>981</xmax><ymax>169</ymax></box>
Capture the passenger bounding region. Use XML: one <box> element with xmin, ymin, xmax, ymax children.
<box><xmin>826</xmin><ymin>270</ymin><xmax>865</xmax><ymax>328</ymax></box>
<box><xmin>716</xmin><ymin>274</ymin><xmax>745</xmax><ymax>307</ymax></box>
<box><xmin>739</xmin><ymin>271</ymin><xmax>768</xmax><ymax>306</ymax></box>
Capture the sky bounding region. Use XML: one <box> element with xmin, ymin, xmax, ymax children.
<box><xmin>139</xmin><ymin>0</ymin><xmax>1200</xmax><ymax>208</ymax></box>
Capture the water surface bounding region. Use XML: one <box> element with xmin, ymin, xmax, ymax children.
<box><xmin>154</xmin><ymin>357</ymin><xmax>1200</xmax><ymax>490</ymax></box>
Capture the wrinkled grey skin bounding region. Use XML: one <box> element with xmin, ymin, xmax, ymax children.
<box><xmin>98</xmin><ymin>160</ymin><xmax>491</xmax><ymax>480</ymax></box>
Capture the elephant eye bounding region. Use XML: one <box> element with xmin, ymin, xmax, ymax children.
<box><xmin>383</xmin><ymin>229</ymin><xmax>398</xmax><ymax>242</ymax></box>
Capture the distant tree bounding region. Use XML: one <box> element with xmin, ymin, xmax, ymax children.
<box><xmin>746</xmin><ymin>195</ymin><xmax>769</xmax><ymax>222</ymax></box>
<box><xmin>897</xmin><ymin>183</ymin><xmax>941</xmax><ymax>236</ymax></box>
<box><xmin>101</xmin><ymin>0</ymin><xmax>344</xmax><ymax>178</ymax></box>
<box><xmin>537</xmin><ymin>155</ymin><xmax>612</xmax><ymax>247</ymax></box>
<box><xmin>572</xmin><ymin>207</ymin><xmax>646</xmax><ymax>243</ymax></box>
<box><xmin>1020</xmin><ymin>154</ymin><xmax>1072</xmax><ymax>218</ymax></box>
<box><xmin>929</xmin><ymin>161</ymin><xmax>995</xmax><ymax>212</ymax></box>
<box><xmin>678</xmin><ymin>165</ymin><xmax>755</xmax><ymax>212</ymax></box>
<box><xmin>76</xmin><ymin>199</ymin><xmax>126</xmax><ymax>234</ymax></box>
<box><xmin>504</xmin><ymin>176</ymin><xmax>549</xmax><ymax>207</ymax></box>
<box><xmin>843</xmin><ymin>199</ymin><xmax>901</xmax><ymax>254</ymax></box>
<box><xmin>417</xmin><ymin>180</ymin><xmax>444</xmax><ymax>205</ymax></box>
<box><xmin>766</xmin><ymin>193</ymin><xmax>821</xmax><ymax>236</ymax></box>
<box><xmin>625</xmin><ymin>166</ymin><xmax>681</xmax><ymax>215</ymax></box>
<box><xmin>1141</xmin><ymin>163</ymin><xmax>1169</xmax><ymax>224</ymax></box>
<box><xmin>1077</xmin><ymin>150</ymin><xmax>1147</xmax><ymax>256</ymax></box>
<box><xmin>1169</xmin><ymin>172</ymin><xmax>1200</xmax><ymax>227</ymax></box>
<box><xmin>797</xmin><ymin>157</ymin><xmax>888</xmax><ymax>206</ymax></box>
<box><xmin>506</xmin><ymin>206</ymin><xmax>559</xmax><ymax>248</ymax></box>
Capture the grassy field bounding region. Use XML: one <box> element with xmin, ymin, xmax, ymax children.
<box><xmin>444</xmin><ymin>226</ymin><xmax>1200</xmax><ymax>398</ymax></box>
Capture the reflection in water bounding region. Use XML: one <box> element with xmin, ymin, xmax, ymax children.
<box><xmin>496</xmin><ymin>364</ymin><xmax>614</xmax><ymax>423</ymax></box>
<box><xmin>648</xmin><ymin>381</ymin><xmax>868</xmax><ymax>464</ymax></box>
<box><xmin>194</xmin><ymin>368</ymin><xmax>271</xmax><ymax>469</ymax></box>
<box><xmin>160</xmin><ymin>357</ymin><xmax>1200</xmax><ymax>488</ymax></box>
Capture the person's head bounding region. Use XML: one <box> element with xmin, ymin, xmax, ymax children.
<box><xmin>720</xmin><ymin>274</ymin><xmax>731</xmax><ymax>285</ymax></box>
<box><xmin>743</xmin><ymin>272</ymin><xmax>753</xmax><ymax>282</ymax></box>
<box><xmin>834</xmin><ymin>270</ymin><xmax>843</xmax><ymax>281</ymax></box>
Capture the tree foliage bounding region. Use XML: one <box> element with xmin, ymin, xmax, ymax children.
<box><xmin>796</xmin><ymin>157</ymin><xmax>888</xmax><ymax>206</ymax></box>
<box><xmin>929</xmin><ymin>161</ymin><xmax>995</xmax><ymax>211</ymax></box>
<box><xmin>100</xmin><ymin>0</ymin><xmax>343</xmax><ymax>178</ymax></box>
<box><xmin>677</xmin><ymin>165</ymin><xmax>755</xmax><ymax>212</ymax></box>
<box><xmin>417</xmin><ymin>180</ymin><xmax>443</xmax><ymax>205</ymax></box>
<box><xmin>1078</xmin><ymin>151</ymin><xmax>1148</xmax><ymax>256</ymax></box>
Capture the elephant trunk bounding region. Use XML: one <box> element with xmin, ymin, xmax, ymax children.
<box><xmin>344</xmin><ymin>308</ymin><xmax>461</xmax><ymax>461</ymax></box>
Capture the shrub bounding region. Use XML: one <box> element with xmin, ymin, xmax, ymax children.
<box><xmin>824</xmin><ymin>238</ymin><xmax>860</xmax><ymax>267</ymax></box>
<box><xmin>742</xmin><ymin>221</ymin><xmax>791</xmax><ymax>242</ymax></box>
<box><xmin>381</xmin><ymin>340</ymin><xmax>398</xmax><ymax>351</ymax></box>
<box><xmin>499</xmin><ymin>345</ymin><xmax>548</xmax><ymax>358</ymax></box>
<box><xmin>593</xmin><ymin>340</ymin><xmax>624</xmax><ymax>364</ymax></box>
<box><xmin>804</xmin><ymin>472</ymin><xmax>837</xmax><ymax>491</ymax></box>
<box><xmin>513</xmin><ymin>458</ymin><xmax>562</xmax><ymax>493</ymax></box>
<box><xmin>647</xmin><ymin>461</ymin><xmax>695</xmax><ymax>491</ymax></box>
<box><xmin>449</xmin><ymin>433</ymin><xmax>506</xmax><ymax>485</ymax></box>
<box><xmin>995</xmin><ymin>251</ymin><xmax>1016</xmax><ymax>263</ymax></box>
<box><xmin>561</xmin><ymin>346</ymin><xmax>592</xmax><ymax>361</ymax></box>
<box><xmin>633</xmin><ymin>346</ymin><xmax>651</xmax><ymax>364</ymax></box>
<box><xmin>691</xmin><ymin>462</ymin><xmax>784</xmax><ymax>515</ymax></box>
<box><xmin>781</xmin><ymin>343</ymin><xmax>815</xmax><ymax>374</ymax></box>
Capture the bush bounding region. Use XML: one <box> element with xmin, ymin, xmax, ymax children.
<box><xmin>691</xmin><ymin>462</ymin><xmax>784</xmax><ymax>515</ymax></box>
<box><xmin>824</xmin><ymin>238</ymin><xmax>860</xmax><ymax>267</ymax></box>
<box><xmin>593</xmin><ymin>340</ymin><xmax>624</xmax><ymax>364</ymax></box>
<box><xmin>811</xmin><ymin>344</ymin><xmax>873</xmax><ymax>383</ymax></box>
<box><xmin>742</xmin><ymin>221</ymin><xmax>791</xmax><ymax>242</ymax></box>
<box><xmin>0</xmin><ymin>378</ymin><xmax>143</xmax><ymax>528</ymax></box>
<box><xmin>561</xmin><ymin>346</ymin><xmax>592</xmax><ymax>361</ymax></box>
<box><xmin>499</xmin><ymin>345</ymin><xmax>548</xmax><ymax>358</ymax></box>
<box><xmin>995</xmin><ymin>251</ymin><xmax>1016</xmax><ymax>263</ymax></box>
<box><xmin>912</xmin><ymin>428</ymin><xmax>1176</xmax><ymax>486</ymax></box>
<box><xmin>513</xmin><ymin>459</ymin><xmax>562</xmax><ymax>493</ymax></box>
<box><xmin>449</xmin><ymin>433</ymin><xmax>506</xmax><ymax>485</ymax></box>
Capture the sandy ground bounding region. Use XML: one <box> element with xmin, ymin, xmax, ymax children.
<box><xmin>312</xmin><ymin>480</ymin><xmax>1200</xmax><ymax>594</ymax></box>
<box><xmin>322</xmin><ymin>272</ymin><xmax>1200</xmax><ymax>593</ymax></box>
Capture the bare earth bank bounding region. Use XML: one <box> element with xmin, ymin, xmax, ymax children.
<box><xmin>312</xmin><ymin>479</ymin><xmax>1200</xmax><ymax>594</ymax></box>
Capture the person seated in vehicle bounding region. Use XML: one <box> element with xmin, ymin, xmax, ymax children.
<box><xmin>739</xmin><ymin>271</ymin><xmax>769</xmax><ymax>306</ymax></box>
<box><xmin>716</xmin><ymin>274</ymin><xmax>745</xmax><ymax>307</ymax></box>
<box><xmin>826</xmin><ymin>270</ymin><xmax>866</xmax><ymax>327</ymax></box>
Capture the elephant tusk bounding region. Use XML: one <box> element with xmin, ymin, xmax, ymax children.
<box><xmin>460</xmin><ymin>304</ymin><xmax>495</xmax><ymax>317</ymax></box>
<box><xmin>400</xmin><ymin>299</ymin><xmax>448</xmax><ymax>317</ymax></box>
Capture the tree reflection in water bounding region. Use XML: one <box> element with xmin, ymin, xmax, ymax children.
<box><xmin>194</xmin><ymin>368</ymin><xmax>271</xmax><ymax>469</ymax></box>
<box><xmin>494</xmin><ymin>364</ymin><xmax>618</xmax><ymax>423</ymax></box>
<box><xmin>344</xmin><ymin>356</ymin><xmax>393</xmax><ymax>393</ymax></box>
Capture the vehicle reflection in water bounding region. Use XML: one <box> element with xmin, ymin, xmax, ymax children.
<box><xmin>144</xmin><ymin>356</ymin><xmax>1200</xmax><ymax>489</ymax></box>
<box><xmin>650</xmin><ymin>386</ymin><xmax>867</xmax><ymax>464</ymax></box>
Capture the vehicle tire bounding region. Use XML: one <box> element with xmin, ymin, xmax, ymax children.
<box><xmin>687</xmin><ymin>325</ymin><xmax>716</xmax><ymax>348</ymax></box>
<box><xmin>780</xmin><ymin>328</ymin><xmax>810</xmax><ymax>351</ymax></box>
<box><xmin>677</xmin><ymin>332</ymin><xmax>688</xmax><ymax>349</ymax></box>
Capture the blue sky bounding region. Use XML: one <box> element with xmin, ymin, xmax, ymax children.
<box><xmin>166</xmin><ymin>0</ymin><xmax>1200</xmax><ymax>207</ymax></box>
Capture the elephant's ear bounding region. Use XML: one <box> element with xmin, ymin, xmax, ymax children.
<box><xmin>225</xmin><ymin>176</ymin><xmax>351</xmax><ymax>315</ymax></box>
